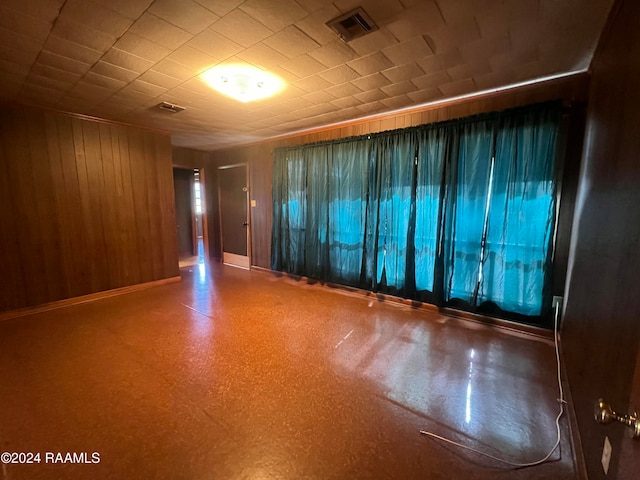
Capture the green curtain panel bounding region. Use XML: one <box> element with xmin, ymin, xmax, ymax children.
<box><xmin>271</xmin><ymin>102</ymin><xmax>562</xmax><ymax>324</ymax></box>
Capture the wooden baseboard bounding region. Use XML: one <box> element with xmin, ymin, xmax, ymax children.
<box><xmin>0</xmin><ymin>276</ymin><xmax>181</xmax><ymax>322</ymax></box>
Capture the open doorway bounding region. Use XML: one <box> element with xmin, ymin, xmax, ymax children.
<box><xmin>173</xmin><ymin>167</ymin><xmax>208</xmax><ymax>268</ymax></box>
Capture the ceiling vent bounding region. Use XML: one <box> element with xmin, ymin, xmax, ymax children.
<box><xmin>326</xmin><ymin>7</ymin><xmax>378</xmax><ymax>42</ymax></box>
<box><xmin>157</xmin><ymin>101</ymin><xmax>186</xmax><ymax>113</ymax></box>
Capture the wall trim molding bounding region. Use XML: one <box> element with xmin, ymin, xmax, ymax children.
<box><xmin>0</xmin><ymin>276</ymin><xmax>181</xmax><ymax>322</ymax></box>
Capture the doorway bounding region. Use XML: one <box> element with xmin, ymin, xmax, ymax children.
<box><xmin>218</xmin><ymin>164</ymin><xmax>250</xmax><ymax>269</ymax></box>
<box><xmin>173</xmin><ymin>167</ymin><xmax>208</xmax><ymax>268</ymax></box>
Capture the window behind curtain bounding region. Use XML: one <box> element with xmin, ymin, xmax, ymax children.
<box><xmin>271</xmin><ymin>102</ymin><xmax>562</xmax><ymax>323</ymax></box>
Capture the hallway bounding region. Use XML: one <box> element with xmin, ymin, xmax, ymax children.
<box><xmin>0</xmin><ymin>263</ymin><xmax>578</xmax><ymax>479</ymax></box>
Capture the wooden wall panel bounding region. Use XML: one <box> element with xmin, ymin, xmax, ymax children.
<box><xmin>206</xmin><ymin>73</ymin><xmax>590</xmax><ymax>269</ymax></box>
<box><xmin>562</xmin><ymin>0</ymin><xmax>640</xmax><ymax>478</ymax></box>
<box><xmin>0</xmin><ymin>105</ymin><xmax>179</xmax><ymax>313</ymax></box>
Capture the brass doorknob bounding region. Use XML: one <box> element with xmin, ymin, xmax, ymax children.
<box><xmin>594</xmin><ymin>398</ymin><xmax>640</xmax><ymax>439</ymax></box>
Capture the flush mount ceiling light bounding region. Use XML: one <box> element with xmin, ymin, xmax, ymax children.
<box><xmin>200</xmin><ymin>64</ymin><xmax>285</xmax><ymax>103</ymax></box>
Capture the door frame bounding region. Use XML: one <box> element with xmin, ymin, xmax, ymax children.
<box><xmin>218</xmin><ymin>162</ymin><xmax>250</xmax><ymax>269</ymax></box>
<box><xmin>172</xmin><ymin>165</ymin><xmax>209</xmax><ymax>262</ymax></box>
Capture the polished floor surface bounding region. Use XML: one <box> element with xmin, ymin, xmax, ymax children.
<box><xmin>0</xmin><ymin>262</ymin><xmax>578</xmax><ymax>479</ymax></box>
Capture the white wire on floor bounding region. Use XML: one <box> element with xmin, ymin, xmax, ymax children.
<box><xmin>420</xmin><ymin>304</ymin><xmax>566</xmax><ymax>468</ymax></box>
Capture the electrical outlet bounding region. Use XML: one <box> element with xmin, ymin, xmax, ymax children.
<box><xmin>601</xmin><ymin>436</ymin><xmax>612</xmax><ymax>475</ymax></box>
<box><xmin>552</xmin><ymin>296</ymin><xmax>563</xmax><ymax>309</ymax></box>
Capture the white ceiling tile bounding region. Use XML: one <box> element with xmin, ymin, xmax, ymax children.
<box><xmin>354</xmin><ymin>89</ymin><xmax>387</xmax><ymax>104</ymax></box>
<box><xmin>43</xmin><ymin>35</ymin><xmax>104</xmax><ymax>64</ymax></box>
<box><xmin>0</xmin><ymin>26</ymin><xmax>47</xmax><ymax>58</ymax></box>
<box><xmin>325</xmin><ymin>82</ymin><xmax>363</xmax><ymax>98</ymax></box>
<box><xmin>0</xmin><ymin>42</ymin><xmax>39</xmax><ymax>67</ymax></box>
<box><xmin>19</xmin><ymin>83</ymin><xmax>66</xmax><ymax>102</ymax></box>
<box><xmin>152</xmin><ymin>59</ymin><xmax>196</xmax><ymax>81</ymax></box>
<box><xmin>292</xmin><ymin>102</ymin><xmax>339</xmax><ymax>118</ymax></box>
<box><xmin>280</xmin><ymin>54</ymin><xmax>326</xmax><ymax>78</ymax></box>
<box><xmin>60</xmin><ymin>0</ymin><xmax>134</xmax><ymax>38</ymax></box>
<box><xmin>91</xmin><ymin>61</ymin><xmax>140</xmax><ymax>83</ymax></box>
<box><xmin>333</xmin><ymin>0</ymin><xmax>405</xmax><ymax>22</ymax></box>
<box><xmin>317</xmin><ymin>65</ymin><xmax>360</xmax><ymax>84</ymax></box>
<box><xmin>348</xmin><ymin>28</ymin><xmax>399</xmax><ymax>57</ymax></box>
<box><xmin>382</xmin><ymin>36</ymin><xmax>434</xmax><ymax>66</ymax></box>
<box><xmin>239</xmin><ymin>0</ymin><xmax>308</xmax><ymax>31</ymax></box>
<box><xmin>381</xmin><ymin>80</ymin><xmax>418</xmax><ymax>97</ymax></box>
<box><xmin>294</xmin><ymin>5</ymin><xmax>342</xmax><ymax>45</ymax></box>
<box><xmin>434</xmin><ymin>0</ymin><xmax>477</xmax><ymax>25</ymax></box>
<box><xmin>459</xmin><ymin>35</ymin><xmax>511</xmax><ymax>64</ymax></box>
<box><xmin>188</xmin><ymin>28</ymin><xmax>243</xmax><ymax>60</ymax></box>
<box><xmin>210</xmin><ymin>9</ymin><xmax>273</xmax><ymax>48</ymax></box>
<box><xmin>0</xmin><ymin>6</ymin><xmax>54</xmax><ymax>44</ymax></box>
<box><xmin>268</xmin><ymin>65</ymin><xmax>302</xmax><ymax>83</ymax></box>
<box><xmin>380</xmin><ymin>63</ymin><xmax>425</xmax><ymax>84</ymax></box>
<box><xmin>330</xmin><ymin>96</ymin><xmax>362</xmax><ymax>109</ymax></box>
<box><xmin>129</xmin><ymin>13</ymin><xmax>193</xmax><ymax>50</ymax></box>
<box><xmin>380</xmin><ymin>94</ymin><xmax>414</xmax><ymax>110</ymax></box>
<box><xmin>237</xmin><ymin>43</ymin><xmax>288</xmax><ymax>69</ymax></box>
<box><xmin>385</xmin><ymin>1</ymin><xmax>445</xmax><ymax>42</ymax></box>
<box><xmin>149</xmin><ymin>0</ymin><xmax>219</xmax><ymax>35</ymax></box>
<box><xmin>2</xmin><ymin>0</ymin><xmax>65</xmax><ymax>22</ymax></box>
<box><xmin>263</xmin><ymin>26</ymin><xmax>320</xmax><ymax>59</ymax></box>
<box><xmin>168</xmin><ymin>45</ymin><xmax>220</xmax><ymax>72</ymax></box>
<box><xmin>193</xmin><ymin>0</ymin><xmax>244</xmax><ymax>17</ymax></box>
<box><xmin>356</xmin><ymin>101</ymin><xmax>386</xmax><ymax>114</ymax></box>
<box><xmin>83</xmin><ymin>72</ymin><xmax>128</xmax><ymax>90</ymax></box>
<box><xmin>428</xmin><ymin>18</ymin><xmax>481</xmax><ymax>54</ymax></box>
<box><xmin>67</xmin><ymin>81</ymin><xmax>115</xmax><ymax>101</ymax></box>
<box><xmin>351</xmin><ymin>72</ymin><xmax>390</xmax><ymax>91</ymax></box>
<box><xmin>295</xmin><ymin>0</ymin><xmax>333</xmax><ymax>14</ymax></box>
<box><xmin>308</xmin><ymin>40</ymin><xmax>358</xmax><ymax>69</ymax></box>
<box><xmin>437</xmin><ymin>77</ymin><xmax>476</xmax><ymax>97</ymax></box>
<box><xmin>407</xmin><ymin>87</ymin><xmax>443</xmax><ymax>104</ymax></box>
<box><xmin>347</xmin><ymin>52</ymin><xmax>394</xmax><ymax>76</ymax></box>
<box><xmin>293</xmin><ymin>75</ymin><xmax>334</xmax><ymax>93</ymax></box>
<box><xmin>301</xmin><ymin>90</ymin><xmax>337</xmax><ymax>104</ymax></box>
<box><xmin>139</xmin><ymin>69</ymin><xmax>186</xmax><ymax>89</ymax></box>
<box><xmin>114</xmin><ymin>32</ymin><xmax>173</xmax><ymax>63</ymax></box>
<box><xmin>0</xmin><ymin>0</ymin><xmax>613</xmax><ymax>150</ymax></box>
<box><xmin>30</xmin><ymin>64</ymin><xmax>82</xmax><ymax>85</ymax></box>
<box><xmin>99</xmin><ymin>0</ymin><xmax>154</xmax><ymax>20</ymax></box>
<box><xmin>50</xmin><ymin>18</ymin><xmax>116</xmax><ymax>52</ymax></box>
<box><xmin>0</xmin><ymin>58</ymin><xmax>31</xmax><ymax>77</ymax></box>
<box><xmin>413</xmin><ymin>71</ymin><xmax>451</xmax><ymax>90</ymax></box>
<box><xmin>102</xmin><ymin>49</ymin><xmax>155</xmax><ymax>74</ymax></box>
<box><xmin>37</xmin><ymin>51</ymin><xmax>92</xmax><ymax>76</ymax></box>
<box><xmin>417</xmin><ymin>49</ymin><xmax>464</xmax><ymax>74</ymax></box>
<box><xmin>447</xmin><ymin>60</ymin><xmax>492</xmax><ymax>82</ymax></box>
<box><xmin>121</xmin><ymin>79</ymin><xmax>169</xmax><ymax>98</ymax></box>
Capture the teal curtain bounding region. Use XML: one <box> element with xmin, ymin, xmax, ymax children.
<box><xmin>478</xmin><ymin>107</ymin><xmax>561</xmax><ymax>315</ymax></box>
<box><xmin>414</xmin><ymin>126</ymin><xmax>448</xmax><ymax>295</ymax></box>
<box><xmin>369</xmin><ymin>133</ymin><xmax>416</xmax><ymax>293</ymax></box>
<box><xmin>271</xmin><ymin>102</ymin><xmax>562</xmax><ymax>324</ymax></box>
<box><xmin>327</xmin><ymin>140</ymin><xmax>370</xmax><ymax>286</ymax></box>
<box><xmin>443</xmin><ymin>120</ymin><xmax>494</xmax><ymax>305</ymax></box>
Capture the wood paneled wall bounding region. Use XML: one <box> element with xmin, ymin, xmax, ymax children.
<box><xmin>208</xmin><ymin>74</ymin><xmax>590</xmax><ymax>270</ymax></box>
<box><xmin>562</xmin><ymin>0</ymin><xmax>640</xmax><ymax>478</ymax></box>
<box><xmin>0</xmin><ymin>105</ymin><xmax>179</xmax><ymax>312</ymax></box>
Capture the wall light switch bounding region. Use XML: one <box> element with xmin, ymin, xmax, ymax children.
<box><xmin>250</xmin><ymin>200</ymin><xmax>257</xmax><ymax>207</ymax></box>
<box><xmin>601</xmin><ymin>436</ymin><xmax>612</xmax><ymax>475</ymax></box>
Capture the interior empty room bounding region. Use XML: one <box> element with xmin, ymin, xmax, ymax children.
<box><xmin>0</xmin><ymin>1</ymin><xmax>639</xmax><ymax>479</ymax></box>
